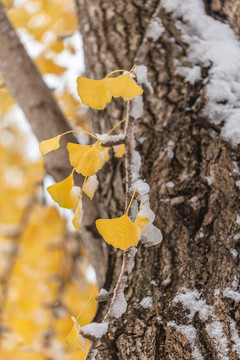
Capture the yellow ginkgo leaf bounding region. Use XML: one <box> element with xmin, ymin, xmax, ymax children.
<box><xmin>105</xmin><ymin>74</ymin><xmax>143</xmax><ymax>101</ymax></box>
<box><xmin>77</xmin><ymin>77</ymin><xmax>112</xmax><ymax>110</ymax></box>
<box><xmin>65</xmin><ymin>319</ymin><xmax>85</xmax><ymax>351</ymax></box>
<box><xmin>47</xmin><ymin>172</ymin><xmax>74</xmax><ymax>209</ymax></box>
<box><xmin>67</xmin><ymin>142</ymin><xmax>103</xmax><ymax>177</ymax></box>
<box><xmin>39</xmin><ymin>135</ymin><xmax>61</xmax><ymax>155</ymax></box>
<box><xmin>134</xmin><ymin>215</ymin><xmax>149</xmax><ymax>229</ymax></box>
<box><xmin>84</xmin><ymin>175</ymin><xmax>99</xmax><ymax>200</ymax></box>
<box><xmin>96</xmin><ymin>214</ymin><xmax>140</xmax><ymax>250</ymax></box>
<box><xmin>72</xmin><ymin>199</ymin><xmax>83</xmax><ymax>230</ymax></box>
<box><xmin>114</xmin><ymin>144</ymin><xmax>125</xmax><ymax>158</ymax></box>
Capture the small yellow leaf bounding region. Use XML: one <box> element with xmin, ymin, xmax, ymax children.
<box><xmin>114</xmin><ymin>144</ymin><xmax>125</xmax><ymax>158</ymax></box>
<box><xmin>65</xmin><ymin>322</ymin><xmax>85</xmax><ymax>351</ymax></box>
<box><xmin>39</xmin><ymin>135</ymin><xmax>60</xmax><ymax>155</ymax></box>
<box><xmin>84</xmin><ymin>175</ymin><xmax>99</xmax><ymax>200</ymax></box>
<box><xmin>67</xmin><ymin>142</ymin><xmax>103</xmax><ymax>176</ymax></box>
<box><xmin>105</xmin><ymin>74</ymin><xmax>143</xmax><ymax>101</ymax></box>
<box><xmin>47</xmin><ymin>172</ymin><xmax>74</xmax><ymax>209</ymax></box>
<box><xmin>77</xmin><ymin>77</ymin><xmax>112</xmax><ymax>110</ymax></box>
<box><xmin>72</xmin><ymin>199</ymin><xmax>83</xmax><ymax>230</ymax></box>
<box><xmin>96</xmin><ymin>214</ymin><xmax>140</xmax><ymax>250</ymax></box>
<box><xmin>134</xmin><ymin>215</ymin><xmax>149</xmax><ymax>229</ymax></box>
<box><xmin>35</xmin><ymin>56</ymin><xmax>66</xmax><ymax>75</ymax></box>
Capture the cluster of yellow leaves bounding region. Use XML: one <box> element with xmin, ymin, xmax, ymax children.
<box><xmin>77</xmin><ymin>71</ymin><xmax>143</xmax><ymax>110</ymax></box>
<box><xmin>40</xmin><ymin>67</ymin><xmax>144</xmax><ymax>251</ymax></box>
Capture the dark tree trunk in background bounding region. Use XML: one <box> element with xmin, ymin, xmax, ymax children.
<box><xmin>77</xmin><ymin>0</ymin><xmax>240</xmax><ymax>359</ymax></box>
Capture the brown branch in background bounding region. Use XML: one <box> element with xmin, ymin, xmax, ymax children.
<box><xmin>0</xmin><ymin>1</ymin><xmax>75</xmax><ymax>182</ymax></box>
<box><xmin>74</xmin><ymin>0</ymin><xmax>82</xmax><ymax>29</ymax></box>
<box><xmin>0</xmin><ymin>1</ymin><xmax>108</xmax><ymax>287</ymax></box>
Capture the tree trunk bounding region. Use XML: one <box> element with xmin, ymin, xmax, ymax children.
<box><xmin>77</xmin><ymin>0</ymin><xmax>240</xmax><ymax>358</ymax></box>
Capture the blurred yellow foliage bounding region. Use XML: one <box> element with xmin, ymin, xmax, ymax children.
<box><xmin>0</xmin><ymin>126</ymin><xmax>98</xmax><ymax>358</ymax></box>
<box><xmin>0</xmin><ymin>0</ymin><xmax>98</xmax><ymax>358</ymax></box>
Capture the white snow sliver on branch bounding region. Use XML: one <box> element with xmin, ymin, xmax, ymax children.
<box><xmin>130</xmin><ymin>150</ymin><xmax>162</xmax><ymax>246</ymax></box>
<box><xmin>81</xmin><ymin>322</ymin><xmax>108</xmax><ymax>339</ymax></box>
<box><xmin>97</xmin><ymin>133</ymin><xmax>125</xmax><ymax>143</ymax></box>
<box><xmin>110</xmin><ymin>290</ymin><xmax>127</xmax><ymax>319</ymax></box>
<box><xmin>162</xmin><ymin>0</ymin><xmax>240</xmax><ymax>146</ymax></box>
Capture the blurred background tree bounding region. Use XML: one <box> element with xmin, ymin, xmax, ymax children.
<box><xmin>0</xmin><ymin>1</ymin><xmax>97</xmax><ymax>359</ymax></box>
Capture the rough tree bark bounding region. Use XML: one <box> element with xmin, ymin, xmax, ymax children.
<box><xmin>1</xmin><ymin>0</ymin><xmax>240</xmax><ymax>359</ymax></box>
<box><xmin>77</xmin><ymin>0</ymin><xmax>240</xmax><ymax>359</ymax></box>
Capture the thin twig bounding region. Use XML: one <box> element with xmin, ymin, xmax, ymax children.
<box><xmin>101</xmin><ymin>138</ymin><xmax>125</xmax><ymax>147</ymax></box>
<box><xmin>84</xmin><ymin>101</ymin><xmax>137</xmax><ymax>360</ymax></box>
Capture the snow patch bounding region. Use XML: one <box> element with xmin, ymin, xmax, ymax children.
<box><xmin>126</xmin><ymin>246</ymin><xmax>137</xmax><ymax>274</ymax></box>
<box><xmin>230</xmin><ymin>249</ymin><xmax>238</xmax><ymax>259</ymax></box>
<box><xmin>206</xmin><ymin>321</ymin><xmax>229</xmax><ymax>360</ymax></box>
<box><xmin>140</xmin><ymin>296</ymin><xmax>153</xmax><ymax>309</ymax></box>
<box><xmin>130</xmin><ymin>95</ymin><xmax>143</xmax><ymax>119</ymax></box>
<box><xmin>110</xmin><ymin>291</ymin><xmax>127</xmax><ymax>319</ymax></box>
<box><xmin>236</xmin><ymin>215</ymin><xmax>240</xmax><ymax>225</ymax></box>
<box><xmin>223</xmin><ymin>288</ymin><xmax>240</xmax><ymax>302</ymax></box>
<box><xmin>81</xmin><ymin>322</ymin><xmax>108</xmax><ymax>339</ymax></box>
<box><xmin>162</xmin><ymin>0</ymin><xmax>240</xmax><ymax>145</ymax></box>
<box><xmin>97</xmin><ymin>133</ymin><xmax>125</xmax><ymax>142</ymax></box>
<box><xmin>146</xmin><ymin>17</ymin><xmax>165</xmax><ymax>41</ymax></box>
<box><xmin>178</xmin><ymin>65</ymin><xmax>201</xmax><ymax>84</ymax></box>
<box><xmin>136</xmin><ymin>65</ymin><xmax>153</xmax><ymax>94</ymax></box>
<box><xmin>166</xmin><ymin>181</ymin><xmax>174</xmax><ymax>188</ymax></box>
<box><xmin>168</xmin><ymin>322</ymin><xmax>203</xmax><ymax>360</ymax></box>
<box><xmin>229</xmin><ymin>317</ymin><xmax>240</xmax><ymax>355</ymax></box>
<box><xmin>172</xmin><ymin>288</ymin><xmax>212</xmax><ymax>321</ymax></box>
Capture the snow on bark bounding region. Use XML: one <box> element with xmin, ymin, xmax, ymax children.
<box><xmin>140</xmin><ymin>296</ymin><xmax>153</xmax><ymax>309</ymax></box>
<box><xmin>146</xmin><ymin>17</ymin><xmax>165</xmax><ymax>42</ymax></box>
<box><xmin>167</xmin><ymin>322</ymin><xmax>203</xmax><ymax>360</ymax></box>
<box><xmin>125</xmin><ymin>246</ymin><xmax>137</xmax><ymax>274</ymax></box>
<box><xmin>81</xmin><ymin>322</ymin><xmax>108</xmax><ymax>339</ymax></box>
<box><xmin>229</xmin><ymin>317</ymin><xmax>240</xmax><ymax>356</ymax></box>
<box><xmin>223</xmin><ymin>288</ymin><xmax>240</xmax><ymax>302</ymax></box>
<box><xmin>206</xmin><ymin>321</ymin><xmax>229</xmax><ymax>360</ymax></box>
<box><xmin>172</xmin><ymin>288</ymin><xmax>212</xmax><ymax>321</ymax></box>
<box><xmin>110</xmin><ymin>290</ymin><xmax>127</xmax><ymax>319</ymax></box>
<box><xmin>162</xmin><ymin>0</ymin><xmax>240</xmax><ymax>145</ymax></box>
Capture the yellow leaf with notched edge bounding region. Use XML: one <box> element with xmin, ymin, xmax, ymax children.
<box><xmin>39</xmin><ymin>135</ymin><xmax>61</xmax><ymax>155</ymax></box>
<box><xmin>65</xmin><ymin>323</ymin><xmax>85</xmax><ymax>351</ymax></box>
<box><xmin>77</xmin><ymin>77</ymin><xmax>112</xmax><ymax>110</ymax></box>
<box><xmin>104</xmin><ymin>74</ymin><xmax>143</xmax><ymax>101</ymax></box>
<box><xmin>96</xmin><ymin>214</ymin><xmax>140</xmax><ymax>250</ymax></box>
<box><xmin>47</xmin><ymin>172</ymin><xmax>74</xmax><ymax>209</ymax></box>
<box><xmin>67</xmin><ymin>142</ymin><xmax>103</xmax><ymax>176</ymax></box>
<box><xmin>134</xmin><ymin>215</ymin><xmax>149</xmax><ymax>228</ymax></box>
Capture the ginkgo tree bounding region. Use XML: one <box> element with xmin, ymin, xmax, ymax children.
<box><xmin>1</xmin><ymin>0</ymin><xmax>240</xmax><ymax>359</ymax></box>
